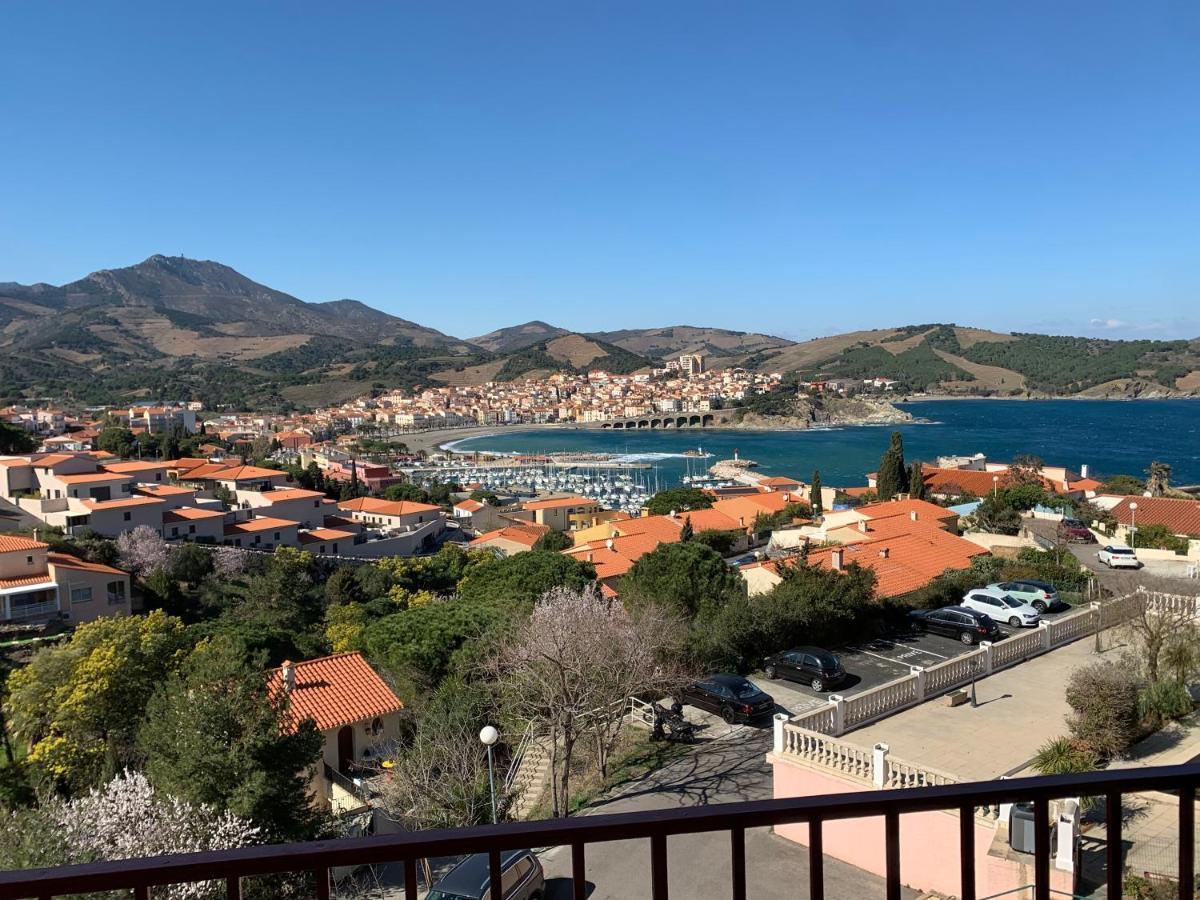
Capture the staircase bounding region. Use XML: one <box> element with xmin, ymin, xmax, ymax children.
<box><xmin>506</xmin><ymin>733</ymin><xmax>553</xmax><ymax>820</ymax></box>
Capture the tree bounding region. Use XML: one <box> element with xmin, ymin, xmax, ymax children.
<box><xmin>1065</xmin><ymin>662</ymin><xmax>1140</xmax><ymax>759</ymax></box>
<box><xmin>212</xmin><ymin>546</ymin><xmax>249</xmax><ymax>580</ymax></box>
<box><xmin>0</xmin><ymin>770</ymin><xmax>259</xmax><ymax>899</ymax></box>
<box><xmin>970</xmin><ymin>495</ymin><xmax>1022</xmax><ymax>535</ymax></box>
<box><xmin>379</xmin><ymin>678</ymin><xmax>495</xmax><ymax>830</ymax></box>
<box><xmin>1100</xmin><ymin>474</ymin><xmax>1145</xmax><ymax>496</ymax></box>
<box><xmin>621</xmin><ymin>541</ymin><xmax>744</xmax><ymax>623</ymax></box>
<box><xmin>679</xmin><ymin>516</ymin><xmax>694</xmax><ymax>542</ymax></box>
<box><xmin>5</xmin><ymin>610</ymin><xmax>188</xmax><ymax>792</ymax></box>
<box><xmin>907</xmin><ymin>462</ymin><xmax>925</xmax><ymax>501</ymax></box>
<box><xmin>384</xmin><ymin>482</ymin><xmax>431</xmax><ymax>503</ymax></box>
<box><xmin>488</xmin><ymin>586</ymin><xmax>684</xmax><ymax>817</ymax></box>
<box><xmin>1120</xmin><ymin>583</ymin><xmax>1200</xmax><ymax>685</ymax></box>
<box><xmin>138</xmin><ymin>637</ymin><xmax>324</xmax><ymax>842</ymax></box>
<box><xmin>810</xmin><ymin>469</ymin><xmax>824</xmax><ymax>517</ymax></box>
<box><xmin>533</xmin><ymin>530</ymin><xmax>573</xmax><ymax>552</ymax></box>
<box><xmin>644</xmin><ymin>487</ymin><xmax>714</xmax><ymax>516</ymax></box>
<box><xmin>875</xmin><ymin>432</ymin><xmax>908</xmax><ymax>500</ymax></box>
<box><xmin>169</xmin><ymin>541</ymin><xmax>213</xmax><ymax>586</ymax></box>
<box><xmin>1146</xmin><ymin>461</ymin><xmax>1172</xmax><ymax>497</ymax></box>
<box><xmin>0</xmin><ymin>422</ymin><xmax>36</xmax><ymax>454</ymax></box>
<box><xmin>96</xmin><ymin>427</ymin><xmax>136</xmax><ymax>458</ymax></box>
<box><xmin>456</xmin><ymin>551</ymin><xmax>595</xmax><ymax>607</ymax></box>
<box><xmin>469</xmin><ymin>488</ymin><xmax>500</xmax><ymax>506</ymax></box>
<box><xmin>116</xmin><ymin>525</ymin><xmax>169</xmax><ymax>577</ymax></box>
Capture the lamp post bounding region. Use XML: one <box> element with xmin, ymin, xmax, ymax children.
<box><xmin>479</xmin><ymin>725</ymin><xmax>500</xmax><ymax>824</ymax></box>
<box><xmin>1129</xmin><ymin>501</ymin><xmax>1138</xmax><ymax>549</ymax></box>
<box><xmin>992</xmin><ymin>475</ymin><xmax>999</xmax><ymax>498</ymax></box>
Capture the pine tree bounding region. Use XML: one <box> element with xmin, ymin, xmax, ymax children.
<box><xmin>810</xmin><ymin>469</ymin><xmax>824</xmax><ymax>518</ymax></box>
<box><xmin>876</xmin><ymin>431</ymin><xmax>909</xmax><ymax>500</ymax></box>
<box><xmin>909</xmin><ymin>461</ymin><xmax>926</xmax><ymax>500</ymax></box>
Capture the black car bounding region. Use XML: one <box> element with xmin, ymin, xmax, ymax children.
<box><xmin>762</xmin><ymin>646</ymin><xmax>846</xmax><ymax>692</ymax></box>
<box><xmin>427</xmin><ymin>849</ymin><xmax>544</xmax><ymax>900</ymax></box>
<box><xmin>908</xmin><ymin>605</ymin><xmax>1002</xmax><ymax>645</ymax></box>
<box><xmin>678</xmin><ymin>674</ymin><xmax>775</xmax><ymax>724</ymax></box>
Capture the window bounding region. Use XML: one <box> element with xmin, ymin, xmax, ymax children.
<box><xmin>171</xmin><ymin>527</ymin><xmax>178</xmax><ymax>537</ymax></box>
<box><xmin>123</xmin><ymin>511</ymin><xmax>132</xmax><ymax>521</ymax></box>
<box><xmin>188</xmin><ymin>524</ymin><xmax>195</xmax><ymax>534</ymax></box>
<box><xmin>332</xmin><ymin>543</ymin><xmax>339</xmax><ymax>554</ymax></box>
<box><xmin>71</xmin><ymin>586</ymin><xmax>93</xmax><ymax>603</ymax></box>
<box><xmin>26</xmin><ymin>555</ymin><xmax>34</xmax><ymax>566</ymax></box>
<box><xmin>273</xmin><ymin>532</ymin><xmax>280</xmax><ymax>541</ymax></box>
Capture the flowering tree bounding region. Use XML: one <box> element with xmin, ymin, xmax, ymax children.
<box><xmin>212</xmin><ymin>545</ymin><xmax>250</xmax><ymax>579</ymax></box>
<box><xmin>116</xmin><ymin>525</ymin><xmax>169</xmax><ymax>577</ymax></box>
<box><xmin>488</xmin><ymin>585</ymin><xmax>686</xmax><ymax>816</ymax></box>
<box><xmin>0</xmin><ymin>771</ymin><xmax>259</xmax><ymax>899</ymax></box>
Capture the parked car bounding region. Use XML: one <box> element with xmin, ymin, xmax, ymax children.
<box><xmin>961</xmin><ymin>588</ymin><xmax>1041</xmax><ymax>628</ymax></box>
<box><xmin>1056</xmin><ymin>518</ymin><xmax>1095</xmax><ymax>543</ymax></box>
<box><xmin>988</xmin><ymin>580</ymin><xmax>1059</xmax><ymax>613</ymax></box>
<box><xmin>678</xmin><ymin>674</ymin><xmax>775</xmax><ymax>724</ymax></box>
<box><xmin>1097</xmin><ymin>545</ymin><xmax>1141</xmax><ymax>569</ymax></box>
<box><xmin>762</xmin><ymin>646</ymin><xmax>846</xmax><ymax>692</ymax></box>
<box><xmin>427</xmin><ymin>849</ymin><xmax>545</xmax><ymax>900</ymax></box>
<box><xmin>908</xmin><ymin>605</ymin><xmax>1003</xmax><ymax>645</ymax></box>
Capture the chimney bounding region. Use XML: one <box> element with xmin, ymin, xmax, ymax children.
<box><xmin>831</xmin><ymin>548</ymin><xmax>844</xmax><ymax>571</ymax></box>
<box><xmin>669</xmin><ymin>509</ymin><xmax>677</xmax><ymax>519</ymax></box>
<box><xmin>587</xmin><ymin>552</ymin><xmax>594</xmax><ymax>562</ymax></box>
<box><xmin>738</xmin><ymin>516</ymin><xmax>745</xmax><ymax>528</ymax></box>
<box><xmin>281</xmin><ymin>660</ymin><xmax>295</xmax><ymax>693</ymax></box>
<box><xmin>1080</xmin><ymin>464</ymin><xmax>1089</xmax><ymax>479</ymax></box>
<box><xmin>858</xmin><ymin>520</ymin><xmax>869</xmax><ymax>533</ymax></box>
<box><xmin>606</xmin><ymin>538</ymin><xmax>615</xmax><ymax>551</ymax></box>
<box><xmin>910</xmin><ymin>510</ymin><xmax>918</xmax><ymax>522</ymax></box>
<box><xmin>879</xmin><ymin>547</ymin><xmax>890</xmax><ymax>559</ymax></box>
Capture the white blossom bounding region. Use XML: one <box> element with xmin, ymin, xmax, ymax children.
<box><xmin>115</xmin><ymin>526</ymin><xmax>170</xmax><ymax>577</ymax></box>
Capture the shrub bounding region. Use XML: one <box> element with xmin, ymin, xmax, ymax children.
<box><xmin>1138</xmin><ymin>679</ymin><xmax>1194</xmax><ymax>728</ymax></box>
<box><xmin>1065</xmin><ymin>663</ymin><xmax>1141</xmax><ymax>759</ymax></box>
<box><xmin>1032</xmin><ymin>736</ymin><xmax>1097</xmax><ymax>776</ymax></box>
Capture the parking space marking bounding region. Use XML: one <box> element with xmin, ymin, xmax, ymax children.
<box><xmin>846</xmin><ymin>643</ymin><xmax>948</xmax><ymax>664</ymax></box>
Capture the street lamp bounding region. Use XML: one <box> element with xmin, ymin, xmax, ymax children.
<box><xmin>992</xmin><ymin>475</ymin><xmax>999</xmax><ymax>498</ymax></box>
<box><xmin>1129</xmin><ymin>501</ymin><xmax>1138</xmax><ymax>549</ymax></box>
<box><xmin>479</xmin><ymin>725</ymin><xmax>500</xmax><ymax>824</ymax></box>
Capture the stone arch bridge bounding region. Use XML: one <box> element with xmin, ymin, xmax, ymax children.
<box><xmin>594</xmin><ymin>409</ymin><xmax>740</xmax><ymax>430</ymax></box>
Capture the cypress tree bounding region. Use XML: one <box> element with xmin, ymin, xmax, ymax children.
<box><xmin>680</xmin><ymin>516</ymin><xmax>694</xmax><ymax>542</ymax></box>
<box><xmin>810</xmin><ymin>469</ymin><xmax>824</xmax><ymax>518</ymax></box>
<box><xmin>909</xmin><ymin>461</ymin><xmax>926</xmax><ymax>500</ymax></box>
<box><xmin>876</xmin><ymin>431</ymin><xmax>909</xmax><ymax>500</ymax></box>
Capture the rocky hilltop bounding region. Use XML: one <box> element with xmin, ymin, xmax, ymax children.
<box><xmin>730</xmin><ymin>396</ymin><xmax>913</xmax><ymax>430</ymax></box>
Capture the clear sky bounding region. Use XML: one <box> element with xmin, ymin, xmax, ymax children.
<box><xmin>2</xmin><ymin>2</ymin><xmax>1197</xmax><ymax>341</ymax></box>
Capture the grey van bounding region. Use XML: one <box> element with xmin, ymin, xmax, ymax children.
<box><xmin>427</xmin><ymin>849</ymin><xmax>545</xmax><ymax>900</ymax></box>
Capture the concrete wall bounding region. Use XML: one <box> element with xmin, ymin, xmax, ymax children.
<box><xmin>0</xmin><ymin>546</ymin><xmax>49</xmax><ymax>579</ymax></box>
<box><xmin>54</xmin><ymin>566</ymin><xmax>131</xmax><ymax>624</ymax></box>
<box><xmin>770</xmin><ymin>755</ymin><xmax>1074</xmax><ymax>898</ymax></box>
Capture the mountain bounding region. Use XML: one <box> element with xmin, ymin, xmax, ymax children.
<box><xmin>468</xmin><ymin>321</ymin><xmax>570</xmax><ymax>353</ymax></box>
<box><xmin>754</xmin><ymin>324</ymin><xmax>1200</xmax><ymax>397</ymax></box>
<box><xmin>2</xmin><ymin>257</ymin><xmax>1197</xmax><ymax>408</ymax></box>
<box><xmin>0</xmin><ymin>255</ymin><xmax>480</xmax><ymax>409</ymax></box>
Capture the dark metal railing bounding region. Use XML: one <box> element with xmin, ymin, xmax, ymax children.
<box><xmin>0</xmin><ymin>763</ymin><xmax>1197</xmax><ymax>900</ymax></box>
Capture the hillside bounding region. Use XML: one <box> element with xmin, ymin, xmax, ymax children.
<box><xmin>0</xmin><ymin>255</ymin><xmax>482</xmax><ymax>409</ymax></box>
<box><xmin>757</xmin><ymin>324</ymin><xmax>1200</xmax><ymax>397</ymax></box>
<box><xmin>2</xmin><ymin>257</ymin><xmax>1196</xmax><ymax>408</ymax></box>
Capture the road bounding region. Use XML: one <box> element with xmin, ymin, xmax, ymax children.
<box><xmin>1024</xmin><ymin>518</ymin><xmax>1197</xmax><ymax>585</ymax></box>
<box><xmin>539</xmin><ymin>726</ymin><xmax>916</xmax><ymax>900</ymax></box>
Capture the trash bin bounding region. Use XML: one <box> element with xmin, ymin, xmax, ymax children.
<box><xmin>1010</xmin><ymin>802</ymin><xmax>1036</xmax><ymax>854</ymax></box>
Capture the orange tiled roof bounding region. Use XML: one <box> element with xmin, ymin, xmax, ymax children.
<box><xmin>298</xmin><ymin>527</ymin><xmax>355</xmax><ymax>543</ymax></box>
<box><xmin>677</xmin><ymin>508</ymin><xmax>743</xmax><ymax>533</ymax></box>
<box><xmin>80</xmin><ymin>496</ymin><xmax>164</xmax><ymax>510</ymax></box>
<box><xmin>858</xmin><ymin>498</ymin><xmax>958</xmax><ymax>523</ymax></box>
<box><xmin>1109</xmin><ymin>496</ymin><xmax>1200</xmax><ymax>536</ymax></box>
<box><xmin>469</xmin><ymin>524</ymin><xmax>549</xmax><ymax>548</ymax></box>
<box><xmin>56</xmin><ymin>472</ymin><xmax>131</xmax><ymax>484</ymax></box>
<box><xmin>0</xmin><ymin>534</ymin><xmax>48</xmax><ymax>553</ymax></box>
<box><xmin>163</xmin><ymin>507</ymin><xmax>226</xmax><ymax>522</ymax></box>
<box><xmin>223</xmin><ymin>516</ymin><xmax>298</xmax><ymax>535</ymax></box>
<box><xmin>47</xmin><ymin>552</ymin><xmax>126</xmax><ymax>577</ymax></box>
<box><xmin>259</xmin><ymin>488</ymin><xmax>326</xmax><ymax>502</ymax></box>
<box><xmin>523</xmin><ymin>495</ymin><xmax>597</xmax><ymax>511</ymax></box>
<box><xmin>612</xmin><ymin>516</ymin><xmax>685</xmax><ymax>543</ymax></box>
<box><xmin>799</xmin><ymin>528</ymin><xmax>988</xmax><ymax>598</ymax></box>
<box><xmin>338</xmin><ymin>497</ymin><xmax>441</xmax><ymax>516</ymax></box>
<box><xmin>454</xmin><ymin>499</ymin><xmax>484</xmax><ymax>512</ymax></box>
<box><xmin>0</xmin><ymin>573</ymin><xmax>55</xmax><ymax>590</ymax></box>
<box><xmin>135</xmin><ymin>484</ymin><xmax>196</xmax><ymax>497</ymax></box>
<box><xmin>211</xmin><ymin>465</ymin><xmax>286</xmax><ymax>481</ymax></box>
<box><xmin>101</xmin><ymin>461</ymin><xmax>168</xmax><ymax>474</ymax></box>
<box><xmin>269</xmin><ymin>652</ymin><xmax>404</xmax><ymax>732</ymax></box>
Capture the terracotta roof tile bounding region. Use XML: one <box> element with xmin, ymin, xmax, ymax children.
<box><xmin>1110</xmin><ymin>496</ymin><xmax>1200</xmax><ymax>536</ymax></box>
<box><xmin>0</xmin><ymin>534</ymin><xmax>49</xmax><ymax>553</ymax></box>
<box><xmin>269</xmin><ymin>652</ymin><xmax>404</xmax><ymax>732</ymax></box>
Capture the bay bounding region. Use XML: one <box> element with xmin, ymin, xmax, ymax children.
<box><xmin>447</xmin><ymin>399</ymin><xmax>1200</xmax><ymax>490</ymax></box>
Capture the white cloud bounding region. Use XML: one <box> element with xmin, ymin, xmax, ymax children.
<box><xmin>1089</xmin><ymin>318</ymin><xmax>1130</xmax><ymax>330</ymax></box>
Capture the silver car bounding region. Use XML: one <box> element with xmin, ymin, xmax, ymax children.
<box><xmin>961</xmin><ymin>588</ymin><xmax>1041</xmax><ymax>628</ymax></box>
<box><xmin>988</xmin><ymin>580</ymin><xmax>1059</xmax><ymax>614</ymax></box>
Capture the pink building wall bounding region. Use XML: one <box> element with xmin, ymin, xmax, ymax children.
<box><xmin>770</xmin><ymin>755</ymin><xmax>1074</xmax><ymax>899</ymax></box>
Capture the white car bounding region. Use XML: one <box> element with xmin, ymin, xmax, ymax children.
<box><xmin>961</xmin><ymin>589</ymin><xmax>1041</xmax><ymax>628</ymax></box>
<box><xmin>1097</xmin><ymin>545</ymin><xmax>1141</xmax><ymax>569</ymax></box>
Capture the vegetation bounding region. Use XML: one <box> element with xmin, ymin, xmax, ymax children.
<box><xmin>621</xmin><ymin>541</ymin><xmax>745</xmax><ymax>623</ymax></box>
<box><xmin>644</xmin><ymin>487</ymin><xmax>714</xmax><ymax>515</ymax></box>
<box><xmin>810</xmin><ymin>469</ymin><xmax>823</xmax><ymax>517</ymax></box>
<box><xmin>1031</xmin><ymin>737</ymin><xmax>1097</xmax><ymax>776</ymax></box>
<box><xmin>875</xmin><ymin>431</ymin><xmax>908</xmax><ymax>500</ymax></box>
<box><xmin>533</xmin><ymin>530</ymin><xmax>574</xmax><ymax>552</ymax></box>
<box><xmin>0</xmin><ymin>423</ymin><xmax>36</xmax><ymax>454</ymax></box>
<box><xmin>1064</xmin><ymin>663</ymin><xmax>1141</xmax><ymax>759</ymax></box>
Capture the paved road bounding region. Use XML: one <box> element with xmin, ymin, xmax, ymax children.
<box><xmin>1024</xmin><ymin>518</ymin><xmax>1196</xmax><ymax>586</ymax></box>
<box><xmin>540</xmin><ymin>726</ymin><xmax>916</xmax><ymax>899</ymax></box>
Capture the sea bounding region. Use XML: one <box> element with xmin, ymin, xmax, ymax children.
<box><xmin>446</xmin><ymin>399</ymin><xmax>1200</xmax><ymax>490</ymax></box>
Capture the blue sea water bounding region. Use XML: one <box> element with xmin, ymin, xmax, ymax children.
<box><xmin>448</xmin><ymin>400</ymin><xmax>1200</xmax><ymax>490</ymax></box>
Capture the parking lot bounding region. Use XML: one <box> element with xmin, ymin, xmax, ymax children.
<box><xmin>678</xmin><ymin>603</ymin><xmax>1079</xmax><ymax>728</ymax></box>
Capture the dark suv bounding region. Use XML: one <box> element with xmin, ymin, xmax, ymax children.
<box><xmin>762</xmin><ymin>646</ymin><xmax>846</xmax><ymax>692</ymax></box>
<box><xmin>908</xmin><ymin>605</ymin><xmax>1002</xmax><ymax>645</ymax></box>
<box><xmin>427</xmin><ymin>849</ymin><xmax>544</xmax><ymax>900</ymax></box>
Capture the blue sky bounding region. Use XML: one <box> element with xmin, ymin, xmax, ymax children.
<box><xmin>2</xmin><ymin>2</ymin><xmax>1197</xmax><ymax>341</ymax></box>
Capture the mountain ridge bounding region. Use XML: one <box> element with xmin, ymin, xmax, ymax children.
<box><xmin>1</xmin><ymin>257</ymin><xmax>1197</xmax><ymax>408</ymax></box>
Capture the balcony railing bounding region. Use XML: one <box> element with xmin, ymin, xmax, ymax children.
<box><xmin>0</xmin><ymin>763</ymin><xmax>1195</xmax><ymax>900</ymax></box>
<box><xmin>4</xmin><ymin>599</ymin><xmax>59</xmax><ymax>622</ymax></box>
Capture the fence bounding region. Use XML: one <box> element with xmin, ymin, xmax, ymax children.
<box><xmin>790</xmin><ymin>590</ymin><xmax>1192</xmax><ymax>739</ymax></box>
